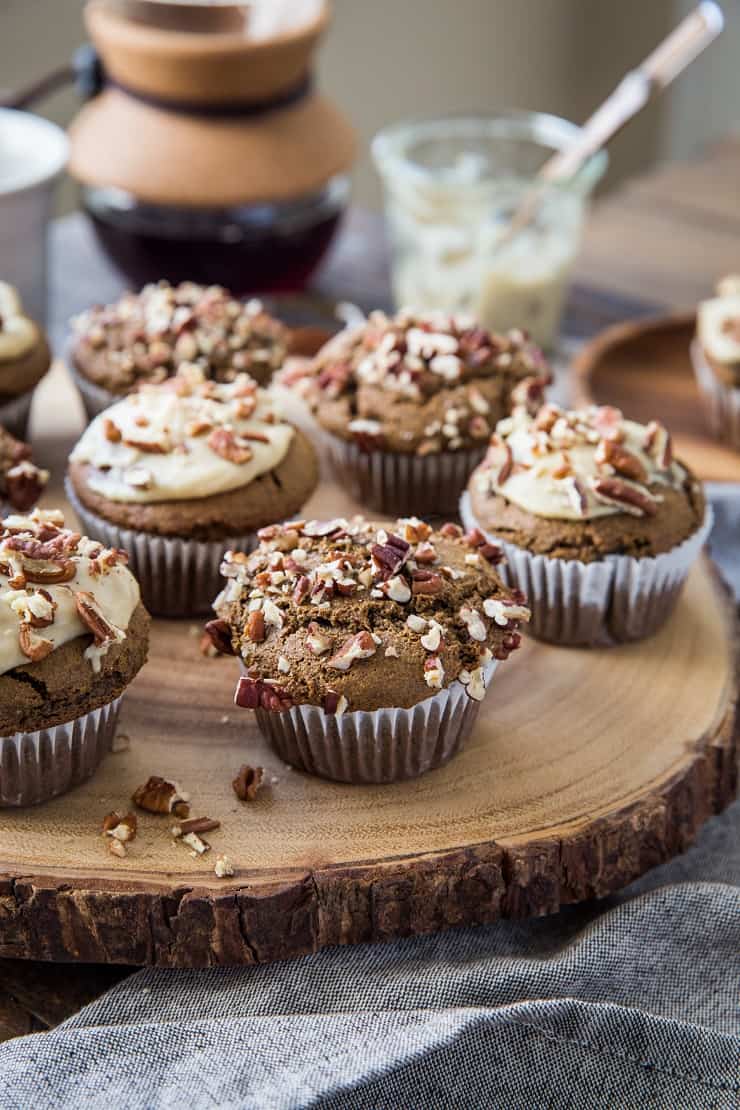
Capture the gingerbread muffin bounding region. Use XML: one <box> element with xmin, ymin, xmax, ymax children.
<box><xmin>70</xmin><ymin>281</ymin><xmax>288</xmax><ymax>419</ymax></box>
<box><xmin>295</xmin><ymin>308</ymin><xmax>550</xmax><ymax>516</ymax></box>
<box><xmin>462</xmin><ymin>401</ymin><xmax>709</xmax><ymax>645</ymax></box>
<box><xmin>0</xmin><ymin>424</ymin><xmax>48</xmax><ymax>512</ymax></box>
<box><xmin>694</xmin><ymin>275</ymin><xmax>740</xmax><ymax>448</ymax></box>
<box><xmin>208</xmin><ymin>515</ymin><xmax>530</xmax><ymax>783</ymax></box>
<box><xmin>0</xmin><ymin>508</ymin><xmax>149</xmax><ymax>805</ymax></box>
<box><xmin>66</xmin><ymin>366</ymin><xmax>319</xmax><ymax>616</ymax></box>
<box><xmin>0</xmin><ymin>281</ymin><xmax>52</xmax><ymax>438</ymax></box>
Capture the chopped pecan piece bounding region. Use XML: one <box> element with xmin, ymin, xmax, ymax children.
<box><xmin>74</xmin><ymin>591</ymin><xmax>123</xmax><ymax>647</ymax></box>
<box><xmin>564</xmin><ymin>476</ymin><xmax>588</xmax><ymax>517</ymax></box>
<box><xmin>643</xmin><ymin>420</ymin><xmax>673</xmax><ymax>470</ymax></box>
<box><xmin>327</xmin><ymin>630</ymin><xmax>377</xmax><ymax>671</ymax></box>
<box><xmin>208</xmin><ymin>427</ymin><xmax>253</xmax><ymax>465</ymax></box>
<box><xmin>306</xmin><ymin>621</ymin><xmax>331</xmax><ymax>655</ymax></box>
<box><xmin>292</xmin><ymin>575</ymin><xmax>311</xmax><ymax>604</ymax></box>
<box><xmin>22</xmin><ymin>558</ymin><xmax>75</xmax><ymax>585</ymax></box>
<box><xmin>594</xmin><ymin>438</ymin><xmax>647</xmax><ymax>483</ymax></box>
<box><xmin>484</xmin><ymin>436</ymin><xmax>513</xmax><ymax>485</ymax></box>
<box><xmin>102</xmin><ymin>811</ymin><xmax>137</xmax><ymax>842</ymax></box>
<box><xmin>102</xmin><ymin>417</ymin><xmax>122</xmax><ymax>443</ymax></box>
<box><xmin>234</xmin><ymin>675</ymin><xmax>293</xmax><ymax>712</ymax></box>
<box><xmin>122</xmin><ymin>436</ymin><xmax>169</xmax><ymax>454</ymax></box>
<box><xmin>411</xmin><ymin>569</ymin><xmax>443</xmax><ymax>595</ymax></box>
<box><xmin>512</xmin><ymin>376</ymin><xmax>550</xmax><ymax>416</ymax></box>
<box><xmin>439</xmin><ymin>522</ymin><xmax>463</xmax><ymax>538</ymax></box>
<box><xmin>171</xmin><ymin>816</ymin><xmax>220</xmax><ymax>837</ymax></box>
<box><xmin>18</xmin><ymin>622</ymin><xmax>53</xmax><ymax>662</ymax></box>
<box><xmin>590</xmin><ymin>477</ymin><xmax>658</xmax><ymax>518</ymax></box>
<box><xmin>203</xmin><ymin>618</ymin><xmax>235</xmax><ymax>655</ymax></box>
<box><xmin>214</xmin><ymin>854</ymin><xmax>235</xmax><ymax>878</ymax></box>
<box><xmin>132</xmin><ymin>775</ymin><xmax>190</xmax><ymax>817</ymax></box>
<box><xmin>232</xmin><ymin>763</ymin><xmax>264</xmax><ymax>801</ymax></box>
<box><xmin>323</xmin><ymin>690</ymin><xmax>349</xmax><ymax>716</ymax></box>
<box><xmin>246</xmin><ymin>610</ymin><xmax>266</xmax><ymax>642</ymax></box>
<box><xmin>371</xmin><ymin>532</ymin><xmax>411</xmax><ymax>579</ymax></box>
<box><xmin>5</xmin><ymin>462</ymin><xmax>48</xmax><ymax>512</ymax></box>
<box><xmin>592</xmin><ymin>406</ymin><xmax>624</xmax><ymax>441</ymax></box>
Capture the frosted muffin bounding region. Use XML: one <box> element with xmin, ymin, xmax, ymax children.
<box><xmin>694</xmin><ymin>275</ymin><xmax>740</xmax><ymax>448</ymax></box>
<box><xmin>297</xmin><ymin>308</ymin><xmax>550</xmax><ymax>515</ymax></box>
<box><xmin>0</xmin><ymin>282</ymin><xmax>52</xmax><ymax>438</ymax></box>
<box><xmin>0</xmin><ymin>508</ymin><xmax>149</xmax><ymax>805</ymax></box>
<box><xmin>66</xmin><ymin>366</ymin><xmax>318</xmax><ymax>616</ymax></box>
<box><xmin>462</xmin><ymin>402</ymin><xmax>709</xmax><ymax>644</ymax></box>
<box><xmin>70</xmin><ymin>281</ymin><xmax>288</xmax><ymax>418</ymax></box>
<box><xmin>208</xmin><ymin>515</ymin><xmax>529</xmax><ymax>783</ymax></box>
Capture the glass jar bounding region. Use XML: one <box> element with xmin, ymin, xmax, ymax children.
<box><xmin>372</xmin><ymin>112</ymin><xmax>607</xmax><ymax>349</ymax></box>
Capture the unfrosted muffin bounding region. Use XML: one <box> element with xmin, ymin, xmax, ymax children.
<box><xmin>66</xmin><ymin>366</ymin><xmax>319</xmax><ymax>616</ymax></box>
<box><xmin>208</xmin><ymin>514</ymin><xmax>530</xmax><ymax>783</ymax></box>
<box><xmin>295</xmin><ymin>308</ymin><xmax>550</xmax><ymax>515</ymax></box>
<box><xmin>0</xmin><ymin>424</ymin><xmax>48</xmax><ymax>512</ymax></box>
<box><xmin>0</xmin><ymin>282</ymin><xmax>52</xmax><ymax>438</ymax></box>
<box><xmin>0</xmin><ymin>508</ymin><xmax>149</xmax><ymax>805</ymax></box>
<box><xmin>462</xmin><ymin>402</ymin><xmax>709</xmax><ymax>644</ymax></box>
<box><xmin>70</xmin><ymin>281</ymin><xmax>288</xmax><ymax>418</ymax></box>
<box><xmin>693</xmin><ymin>275</ymin><xmax>740</xmax><ymax>448</ymax></box>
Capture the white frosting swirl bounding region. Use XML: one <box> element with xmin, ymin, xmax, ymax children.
<box><xmin>0</xmin><ymin>282</ymin><xmax>38</xmax><ymax>361</ymax></box>
<box><xmin>473</xmin><ymin>404</ymin><xmax>686</xmax><ymax>522</ymax></box>
<box><xmin>0</xmin><ymin>509</ymin><xmax>139</xmax><ymax>676</ymax></box>
<box><xmin>70</xmin><ymin>368</ymin><xmax>294</xmax><ymax>503</ymax></box>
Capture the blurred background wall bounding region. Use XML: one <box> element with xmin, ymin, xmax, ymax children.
<box><xmin>1</xmin><ymin>0</ymin><xmax>737</xmax><ymax>213</ymax></box>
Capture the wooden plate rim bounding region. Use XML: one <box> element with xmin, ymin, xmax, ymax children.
<box><xmin>1</xmin><ymin>561</ymin><xmax>736</xmax><ymax>968</ymax></box>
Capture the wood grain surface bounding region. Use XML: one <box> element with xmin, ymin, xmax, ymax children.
<box><xmin>572</xmin><ymin>313</ymin><xmax>740</xmax><ymax>484</ymax></box>
<box><xmin>0</xmin><ymin>360</ymin><xmax>736</xmax><ymax>968</ymax></box>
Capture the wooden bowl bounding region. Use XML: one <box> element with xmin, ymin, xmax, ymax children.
<box><xmin>572</xmin><ymin>313</ymin><xmax>740</xmax><ymax>483</ymax></box>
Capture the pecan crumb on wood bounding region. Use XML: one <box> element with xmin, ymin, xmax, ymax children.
<box><xmin>132</xmin><ymin>775</ymin><xmax>190</xmax><ymax>817</ymax></box>
<box><xmin>232</xmin><ymin>764</ymin><xmax>264</xmax><ymax>801</ymax></box>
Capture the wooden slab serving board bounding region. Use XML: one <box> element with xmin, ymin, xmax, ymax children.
<box><xmin>572</xmin><ymin>313</ymin><xmax>740</xmax><ymax>484</ymax></box>
<box><xmin>0</xmin><ymin>362</ymin><xmax>737</xmax><ymax>968</ymax></box>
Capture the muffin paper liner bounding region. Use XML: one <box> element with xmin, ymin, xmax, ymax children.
<box><xmin>65</xmin><ymin>478</ymin><xmax>257</xmax><ymax>618</ymax></box>
<box><xmin>460</xmin><ymin>492</ymin><xmax>713</xmax><ymax>646</ymax></box>
<box><xmin>251</xmin><ymin>661</ymin><xmax>498</xmax><ymax>784</ymax></box>
<box><xmin>0</xmin><ymin>696</ymin><xmax>121</xmax><ymax>807</ymax></box>
<box><xmin>0</xmin><ymin>389</ymin><xmax>34</xmax><ymax>440</ymax></box>
<box><xmin>68</xmin><ymin>359</ymin><xmax>117</xmax><ymax>421</ymax></box>
<box><xmin>690</xmin><ymin>339</ymin><xmax>740</xmax><ymax>450</ymax></box>
<box><xmin>320</xmin><ymin>429</ymin><xmax>486</xmax><ymax>517</ymax></box>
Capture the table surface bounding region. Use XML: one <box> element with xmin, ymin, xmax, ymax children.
<box><xmin>3</xmin><ymin>135</ymin><xmax>740</xmax><ymax>1042</ymax></box>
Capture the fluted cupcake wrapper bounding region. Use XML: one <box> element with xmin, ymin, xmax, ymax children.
<box><xmin>0</xmin><ymin>696</ymin><xmax>122</xmax><ymax>807</ymax></box>
<box><xmin>65</xmin><ymin>478</ymin><xmax>257</xmax><ymax>618</ymax></box>
<box><xmin>460</xmin><ymin>492</ymin><xmax>713</xmax><ymax>646</ymax></box>
<box><xmin>68</xmin><ymin>359</ymin><xmax>117</xmax><ymax>421</ymax></box>
<box><xmin>0</xmin><ymin>389</ymin><xmax>34</xmax><ymax>440</ymax></box>
<box><xmin>251</xmin><ymin>661</ymin><xmax>498</xmax><ymax>784</ymax></box>
<box><xmin>320</xmin><ymin>429</ymin><xmax>487</xmax><ymax>518</ymax></box>
<box><xmin>690</xmin><ymin>338</ymin><xmax>740</xmax><ymax>449</ymax></box>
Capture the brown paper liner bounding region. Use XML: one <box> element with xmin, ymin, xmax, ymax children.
<box><xmin>252</xmin><ymin>662</ymin><xmax>498</xmax><ymax>784</ymax></box>
<box><xmin>0</xmin><ymin>389</ymin><xmax>34</xmax><ymax>440</ymax></box>
<box><xmin>690</xmin><ymin>339</ymin><xmax>740</xmax><ymax>449</ymax></box>
<box><xmin>66</xmin><ymin>478</ymin><xmax>257</xmax><ymax>617</ymax></box>
<box><xmin>0</xmin><ymin>696</ymin><xmax>121</xmax><ymax>807</ymax></box>
<box><xmin>460</xmin><ymin>492</ymin><xmax>713</xmax><ymax>646</ymax></box>
<box><xmin>321</xmin><ymin>429</ymin><xmax>486</xmax><ymax>517</ymax></box>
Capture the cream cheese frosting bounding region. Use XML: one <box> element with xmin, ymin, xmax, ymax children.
<box><xmin>0</xmin><ymin>508</ymin><xmax>139</xmax><ymax>675</ymax></box>
<box><xmin>0</xmin><ymin>282</ymin><xmax>39</xmax><ymax>361</ymax></box>
<box><xmin>697</xmin><ymin>275</ymin><xmax>740</xmax><ymax>365</ymax></box>
<box><xmin>69</xmin><ymin>367</ymin><xmax>295</xmax><ymax>504</ymax></box>
<box><xmin>473</xmin><ymin>403</ymin><xmax>685</xmax><ymax>522</ymax></box>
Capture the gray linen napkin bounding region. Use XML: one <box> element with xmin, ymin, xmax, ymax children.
<box><xmin>0</xmin><ymin>494</ymin><xmax>737</xmax><ymax>1110</ymax></box>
